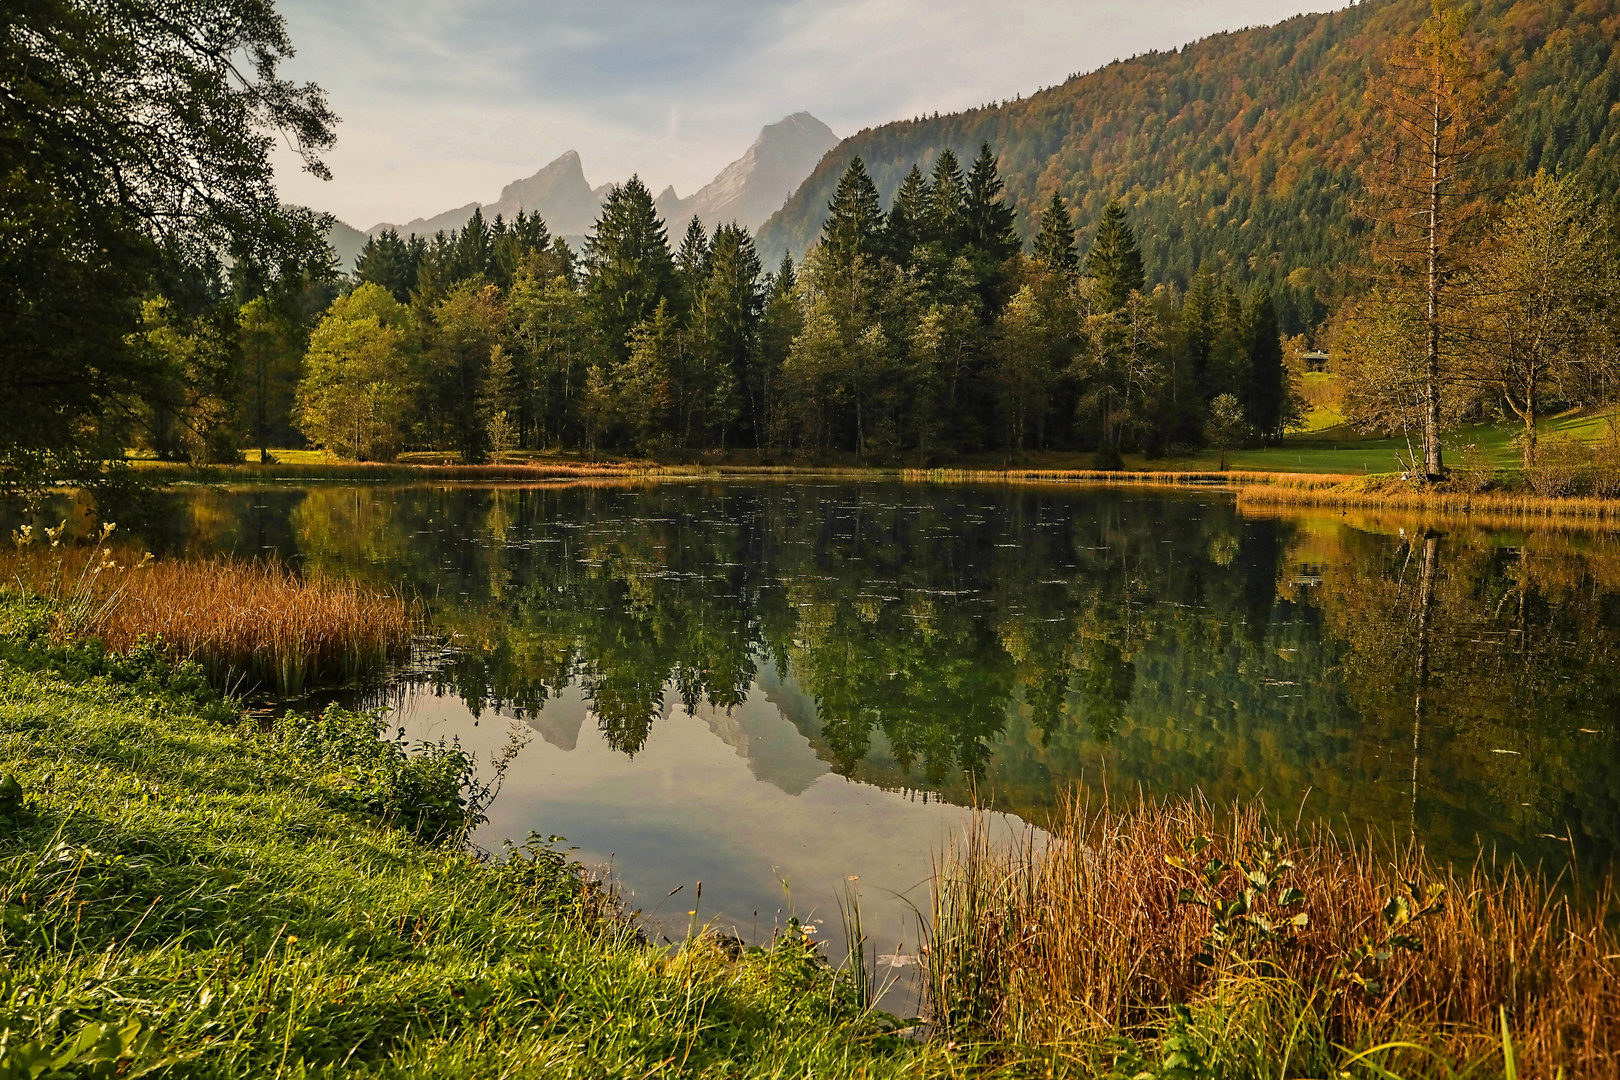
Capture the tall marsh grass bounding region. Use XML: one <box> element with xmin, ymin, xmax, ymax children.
<box><xmin>2</xmin><ymin>531</ymin><xmax>410</xmax><ymax>694</ymax></box>
<box><xmin>926</xmin><ymin>793</ymin><xmax>1619</xmax><ymax>1077</ymax></box>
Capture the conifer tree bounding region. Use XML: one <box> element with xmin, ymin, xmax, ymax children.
<box><xmin>452</xmin><ymin>208</ymin><xmax>493</xmax><ymax>282</ymax></box>
<box><xmin>822</xmin><ymin>158</ymin><xmax>884</xmax><ymax>269</ymax></box>
<box><xmin>885</xmin><ymin>166</ymin><xmax>930</xmax><ymax>265</ymax></box>
<box><xmin>926</xmin><ymin>149</ymin><xmax>967</xmax><ymax>253</ymax></box>
<box><xmin>1084</xmin><ymin>200</ymin><xmax>1145</xmax><ymax>309</ymax></box>
<box><xmin>677</xmin><ymin>217</ymin><xmax>711</xmax><ymax>306</ymax></box>
<box><xmin>1240</xmin><ymin>287</ymin><xmax>1286</xmax><ymax>440</ymax></box>
<box><xmin>585</xmin><ymin>176</ymin><xmax>677</xmax><ymax>367</ymax></box>
<box><xmin>701</xmin><ymin>224</ymin><xmax>763</xmax><ymax>446</ymax></box>
<box><xmin>1032</xmin><ymin>191</ymin><xmax>1079</xmax><ymax>275</ymax></box>
<box><xmin>963</xmin><ymin>144</ymin><xmax>1020</xmax><ymax>260</ymax></box>
<box><xmin>355</xmin><ymin>229</ymin><xmax>418</xmax><ymax>302</ymax></box>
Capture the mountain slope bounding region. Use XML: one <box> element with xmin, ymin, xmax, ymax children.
<box><xmin>657</xmin><ymin>112</ymin><xmax>839</xmax><ymax>234</ymax></box>
<box><xmin>333</xmin><ymin>112</ymin><xmax>838</xmax><ymax>267</ymax></box>
<box><xmin>756</xmin><ymin>0</ymin><xmax>1620</xmax><ymax>310</ymax></box>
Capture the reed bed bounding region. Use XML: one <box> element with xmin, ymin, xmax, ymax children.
<box><xmin>2</xmin><ymin>542</ymin><xmax>411</xmax><ymax>695</ymax></box>
<box><xmin>902</xmin><ymin>467</ymin><xmax>1358</xmax><ymax>488</ymax></box>
<box><xmin>1238</xmin><ymin>476</ymin><xmax>1620</xmax><ymax>524</ymax></box>
<box><xmin>927</xmin><ymin>792</ymin><xmax>1619</xmax><ymax>1077</ymax></box>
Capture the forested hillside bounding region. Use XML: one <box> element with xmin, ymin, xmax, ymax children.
<box><xmin>757</xmin><ymin>0</ymin><xmax>1620</xmax><ymax>334</ymax></box>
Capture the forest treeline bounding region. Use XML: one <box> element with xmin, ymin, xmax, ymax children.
<box><xmin>146</xmin><ymin>147</ymin><xmax>1295</xmax><ymax>464</ymax></box>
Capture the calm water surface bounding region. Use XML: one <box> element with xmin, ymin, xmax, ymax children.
<box><xmin>143</xmin><ymin>482</ymin><xmax>1620</xmax><ymax>963</ymax></box>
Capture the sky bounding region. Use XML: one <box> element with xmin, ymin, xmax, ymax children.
<box><xmin>270</xmin><ymin>0</ymin><xmax>1353</xmax><ymax>230</ymax></box>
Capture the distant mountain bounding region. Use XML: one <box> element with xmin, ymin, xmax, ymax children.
<box><xmin>755</xmin><ymin>0</ymin><xmax>1620</xmax><ymax>309</ymax></box>
<box><xmin>656</xmin><ymin>112</ymin><xmax>839</xmax><ymax>236</ymax></box>
<box><xmin>324</xmin><ymin>113</ymin><xmax>838</xmax><ymax>272</ymax></box>
<box><xmin>325</xmin><ymin>218</ymin><xmax>370</xmax><ymax>273</ymax></box>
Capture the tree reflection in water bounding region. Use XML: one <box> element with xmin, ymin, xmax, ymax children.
<box><xmin>140</xmin><ymin>483</ymin><xmax>1620</xmax><ymax>873</ymax></box>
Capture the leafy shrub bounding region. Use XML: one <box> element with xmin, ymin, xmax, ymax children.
<box><xmin>1592</xmin><ymin>419</ymin><xmax>1620</xmax><ymax>498</ymax></box>
<box><xmin>1522</xmin><ymin>434</ymin><xmax>1591</xmax><ymax>497</ymax></box>
<box><xmin>1452</xmin><ymin>443</ymin><xmax>1497</xmax><ymax>494</ymax></box>
<box><xmin>270</xmin><ymin>705</ymin><xmax>486</xmax><ymax>844</ymax></box>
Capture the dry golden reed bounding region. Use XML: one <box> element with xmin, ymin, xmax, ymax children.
<box><xmin>3</xmin><ymin>543</ymin><xmax>411</xmax><ymax>694</ymax></box>
<box><xmin>927</xmin><ymin>792</ymin><xmax>1619</xmax><ymax>1077</ymax></box>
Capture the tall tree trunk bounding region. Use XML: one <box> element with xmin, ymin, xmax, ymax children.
<box><xmin>1423</xmin><ymin>94</ymin><xmax>1445</xmax><ymax>482</ymax></box>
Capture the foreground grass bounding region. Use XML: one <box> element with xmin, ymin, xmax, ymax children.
<box><xmin>0</xmin><ymin>544</ymin><xmax>412</xmax><ymax>696</ymax></box>
<box><xmin>5</xmin><ymin>587</ymin><xmax>1615</xmax><ymax>1077</ymax></box>
<box><xmin>0</xmin><ymin>600</ymin><xmax>953</xmax><ymax>1079</ymax></box>
<box><xmin>929</xmin><ymin>796</ymin><xmax>1620</xmax><ymax>1078</ymax></box>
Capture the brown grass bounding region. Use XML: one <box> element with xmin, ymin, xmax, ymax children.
<box><xmin>1238</xmin><ymin>475</ymin><xmax>1620</xmax><ymax>525</ymax></box>
<box><xmin>2</xmin><ymin>545</ymin><xmax>411</xmax><ymax>695</ymax></box>
<box><xmin>902</xmin><ymin>467</ymin><xmax>1359</xmax><ymax>488</ymax></box>
<box><xmin>927</xmin><ymin>792</ymin><xmax>1619</xmax><ymax>1076</ymax></box>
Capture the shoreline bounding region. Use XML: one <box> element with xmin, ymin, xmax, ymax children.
<box><xmin>126</xmin><ymin>459</ymin><xmax>1620</xmax><ymax>526</ymax></box>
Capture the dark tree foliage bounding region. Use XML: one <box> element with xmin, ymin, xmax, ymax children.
<box><xmin>584</xmin><ymin>177</ymin><xmax>677</xmax><ymax>368</ymax></box>
<box><xmin>963</xmin><ymin>144</ymin><xmax>1020</xmax><ymax>260</ymax></box>
<box><xmin>885</xmin><ymin>165</ymin><xmax>930</xmax><ymax>263</ymax></box>
<box><xmin>822</xmin><ymin>157</ymin><xmax>885</xmax><ymax>269</ymax></box>
<box><xmin>676</xmin><ymin>217</ymin><xmax>711</xmax><ymax>307</ymax></box>
<box><xmin>357</xmin><ymin>229</ymin><xmax>419</xmax><ymax>302</ymax></box>
<box><xmin>701</xmin><ymin>224</ymin><xmax>765</xmax><ymax>446</ymax></box>
<box><xmin>1084</xmin><ymin>200</ymin><xmax>1146</xmax><ymax>310</ymax></box>
<box><xmin>1241</xmin><ymin>288</ymin><xmax>1286</xmax><ymax>440</ymax></box>
<box><xmin>1033</xmin><ymin>191</ymin><xmax>1079</xmax><ymax>274</ymax></box>
<box><xmin>926</xmin><ymin>149</ymin><xmax>967</xmax><ymax>254</ymax></box>
<box><xmin>1</xmin><ymin>0</ymin><xmax>336</xmax><ymax>500</ymax></box>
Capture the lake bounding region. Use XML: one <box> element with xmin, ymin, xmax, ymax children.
<box><xmin>141</xmin><ymin>480</ymin><xmax>1620</xmax><ymax>979</ymax></box>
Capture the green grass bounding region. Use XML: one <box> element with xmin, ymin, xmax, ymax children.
<box><xmin>0</xmin><ymin>597</ymin><xmax>956</xmax><ymax>1079</ymax></box>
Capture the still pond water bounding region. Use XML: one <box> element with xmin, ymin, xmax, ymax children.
<box><xmin>149</xmin><ymin>481</ymin><xmax>1620</xmax><ymax>963</ymax></box>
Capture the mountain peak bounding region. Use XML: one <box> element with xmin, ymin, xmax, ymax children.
<box><xmin>662</xmin><ymin>112</ymin><xmax>838</xmax><ymax>234</ymax></box>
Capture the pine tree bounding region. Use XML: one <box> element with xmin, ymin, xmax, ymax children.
<box><xmin>677</xmin><ymin>217</ymin><xmax>711</xmax><ymax>307</ymax></box>
<box><xmin>355</xmin><ymin>229</ymin><xmax>417</xmax><ymax>302</ymax></box>
<box><xmin>1084</xmin><ymin>200</ymin><xmax>1145</xmax><ymax>309</ymax></box>
<box><xmin>584</xmin><ymin>176</ymin><xmax>677</xmax><ymax>368</ymax></box>
<box><xmin>1240</xmin><ymin>287</ymin><xmax>1285</xmax><ymax>440</ymax></box>
<box><xmin>963</xmin><ymin>144</ymin><xmax>1019</xmax><ymax>260</ymax></box>
<box><xmin>822</xmin><ymin>157</ymin><xmax>884</xmax><ymax>270</ymax></box>
<box><xmin>451</xmin><ymin>207</ymin><xmax>493</xmax><ymax>282</ymax></box>
<box><xmin>885</xmin><ymin>165</ymin><xmax>930</xmax><ymax>264</ymax></box>
<box><xmin>1032</xmin><ymin>191</ymin><xmax>1078</xmax><ymax>275</ymax></box>
<box><xmin>926</xmin><ymin>149</ymin><xmax>966</xmax><ymax>254</ymax></box>
<box><xmin>701</xmin><ymin>224</ymin><xmax>763</xmax><ymax>446</ymax></box>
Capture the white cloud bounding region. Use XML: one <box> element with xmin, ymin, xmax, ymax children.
<box><xmin>272</xmin><ymin>0</ymin><xmax>1350</xmax><ymax>228</ymax></box>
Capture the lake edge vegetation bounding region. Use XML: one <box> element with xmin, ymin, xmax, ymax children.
<box><xmin>2</xmin><ymin>595</ymin><xmax>1615</xmax><ymax>1076</ymax></box>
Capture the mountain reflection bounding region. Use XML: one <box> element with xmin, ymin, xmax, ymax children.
<box><xmin>144</xmin><ymin>483</ymin><xmax>1620</xmax><ymax>870</ymax></box>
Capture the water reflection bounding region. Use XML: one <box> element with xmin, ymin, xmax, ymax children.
<box><xmin>137</xmin><ymin>483</ymin><xmax>1620</xmax><ymax>884</ymax></box>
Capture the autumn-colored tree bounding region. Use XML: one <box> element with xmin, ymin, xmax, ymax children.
<box><xmin>1360</xmin><ymin>0</ymin><xmax>1509</xmax><ymax>480</ymax></box>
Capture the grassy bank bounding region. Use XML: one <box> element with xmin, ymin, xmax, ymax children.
<box><xmin>0</xmin><ymin>598</ymin><xmax>944</xmax><ymax>1078</ymax></box>
<box><xmin>5</xmin><ymin>583</ymin><xmax>1617</xmax><ymax>1076</ymax></box>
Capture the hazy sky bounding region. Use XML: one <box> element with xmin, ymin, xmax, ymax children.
<box><xmin>270</xmin><ymin>0</ymin><xmax>1351</xmax><ymax>229</ymax></box>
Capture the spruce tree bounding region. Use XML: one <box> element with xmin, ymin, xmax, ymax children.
<box><xmin>885</xmin><ymin>165</ymin><xmax>931</xmax><ymax>264</ymax></box>
<box><xmin>1241</xmin><ymin>287</ymin><xmax>1285</xmax><ymax>440</ymax></box>
<box><xmin>451</xmin><ymin>207</ymin><xmax>492</xmax><ymax>282</ymax></box>
<box><xmin>963</xmin><ymin>144</ymin><xmax>1019</xmax><ymax>260</ymax></box>
<box><xmin>355</xmin><ymin>228</ymin><xmax>417</xmax><ymax>302</ymax></box>
<box><xmin>926</xmin><ymin>149</ymin><xmax>966</xmax><ymax>253</ymax></box>
<box><xmin>1084</xmin><ymin>199</ymin><xmax>1145</xmax><ymax>309</ymax></box>
<box><xmin>584</xmin><ymin>176</ymin><xmax>677</xmax><ymax>367</ymax></box>
<box><xmin>821</xmin><ymin>157</ymin><xmax>884</xmax><ymax>270</ymax></box>
<box><xmin>698</xmin><ymin>224</ymin><xmax>760</xmax><ymax>446</ymax></box>
<box><xmin>677</xmin><ymin>217</ymin><xmax>711</xmax><ymax>304</ymax></box>
<box><xmin>1032</xmin><ymin>191</ymin><xmax>1078</xmax><ymax>275</ymax></box>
